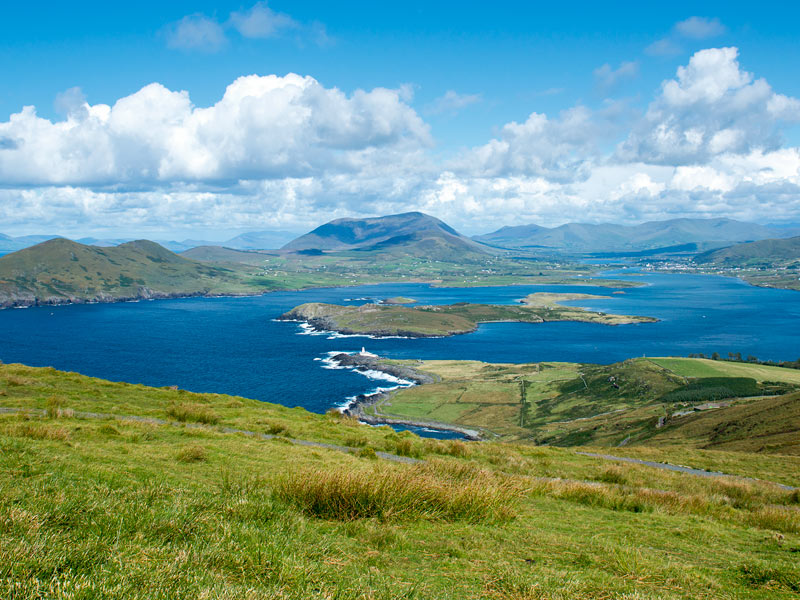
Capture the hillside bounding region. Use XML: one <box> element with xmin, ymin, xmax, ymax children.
<box><xmin>0</xmin><ymin>238</ymin><xmax>251</xmax><ymax>308</ymax></box>
<box><xmin>1</xmin><ymin>362</ymin><xmax>799</xmax><ymax>598</ymax></box>
<box><xmin>694</xmin><ymin>235</ymin><xmax>800</xmax><ymax>266</ymax></box>
<box><xmin>368</xmin><ymin>356</ymin><xmax>800</xmax><ymax>452</ymax></box>
<box><xmin>282</xmin><ymin>211</ymin><xmax>491</xmax><ymax>258</ymax></box>
<box><xmin>476</xmin><ymin>218</ymin><xmax>783</xmax><ymax>252</ymax></box>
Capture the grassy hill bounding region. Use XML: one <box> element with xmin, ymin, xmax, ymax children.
<box><xmin>1</xmin><ymin>362</ymin><xmax>799</xmax><ymax>598</ymax></box>
<box><xmin>695</xmin><ymin>235</ymin><xmax>800</xmax><ymax>266</ymax></box>
<box><xmin>371</xmin><ymin>357</ymin><xmax>800</xmax><ymax>451</ymax></box>
<box><xmin>0</xmin><ymin>238</ymin><xmax>256</xmax><ymax>308</ymax></box>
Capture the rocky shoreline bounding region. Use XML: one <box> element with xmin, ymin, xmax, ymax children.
<box><xmin>330</xmin><ymin>352</ymin><xmax>483</xmax><ymax>440</ymax></box>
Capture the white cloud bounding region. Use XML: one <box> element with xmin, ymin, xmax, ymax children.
<box><xmin>164</xmin><ymin>14</ymin><xmax>226</xmax><ymax>52</ymax></box>
<box><xmin>0</xmin><ymin>74</ymin><xmax>431</xmax><ymax>186</ymax></box>
<box><xmin>674</xmin><ymin>17</ymin><xmax>727</xmax><ymax>39</ymax></box>
<box><xmin>593</xmin><ymin>61</ymin><xmax>639</xmax><ymax>92</ymax></box>
<box><xmin>426</xmin><ymin>90</ymin><xmax>482</xmax><ymax>115</ymax></box>
<box><xmin>4</xmin><ymin>47</ymin><xmax>800</xmax><ymax>235</ymax></box>
<box><xmin>619</xmin><ymin>47</ymin><xmax>800</xmax><ymax>165</ymax></box>
<box><xmin>229</xmin><ymin>2</ymin><xmax>296</xmax><ymax>38</ymax></box>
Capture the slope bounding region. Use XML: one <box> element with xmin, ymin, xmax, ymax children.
<box><xmin>0</xmin><ymin>238</ymin><xmax>247</xmax><ymax>308</ymax></box>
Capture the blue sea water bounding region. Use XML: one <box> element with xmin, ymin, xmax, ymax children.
<box><xmin>0</xmin><ymin>271</ymin><xmax>797</xmax><ymax>434</ymax></box>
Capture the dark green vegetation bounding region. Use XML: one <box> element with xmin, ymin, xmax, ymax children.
<box><xmin>281</xmin><ymin>293</ymin><xmax>656</xmax><ymax>337</ymax></box>
<box><xmin>373</xmin><ymin>357</ymin><xmax>800</xmax><ymax>453</ymax></box>
<box><xmin>2</xmin><ymin>362</ymin><xmax>800</xmax><ymax>598</ymax></box>
<box><xmin>475</xmin><ymin>217</ymin><xmax>786</xmax><ymax>252</ymax></box>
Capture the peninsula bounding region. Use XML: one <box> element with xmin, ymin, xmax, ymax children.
<box><xmin>279</xmin><ymin>292</ymin><xmax>657</xmax><ymax>337</ymax></box>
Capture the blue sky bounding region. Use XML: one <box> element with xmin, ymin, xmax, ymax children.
<box><xmin>1</xmin><ymin>1</ymin><xmax>800</xmax><ymax>237</ymax></box>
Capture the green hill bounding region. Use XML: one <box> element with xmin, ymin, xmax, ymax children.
<box><xmin>0</xmin><ymin>238</ymin><xmax>251</xmax><ymax>308</ymax></box>
<box><xmin>694</xmin><ymin>235</ymin><xmax>800</xmax><ymax>266</ymax></box>
<box><xmin>1</xmin><ymin>362</ymin><xmax>799</xmax><ymax>598</ymax></box>
<box><xmin>371</xmin><ymin>357</ymin><xmax>800</xmax><ymax>452</ymax></box>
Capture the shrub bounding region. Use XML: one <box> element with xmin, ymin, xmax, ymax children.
<box><xmin>176</xmin><ymin>445</ymin><xmax>207</xmax><ymax>463</ymax></box>
<box><xmin>264</xmin><ymin>421</ymin><xmax>289</xmax><ymax>435</ymax></box>
<box><xmin>273</xmin><ymin>464</ymin><xmax>517</xmax><ymax>522</ymax></box>
<box><xmin>357</xmin><ymin>447</ymin><xmax>378</xmax><ymax>459</ymax></box>
<box><xmin>166</xmin><ymin>403</ymin><xmax>220</xmax><ymax>425</ymax></box>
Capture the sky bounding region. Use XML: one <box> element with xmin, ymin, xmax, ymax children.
<box><xmin>2</xmin><ymin>1</ymin><xmax>800</xmax><ymax>238</ymax></box>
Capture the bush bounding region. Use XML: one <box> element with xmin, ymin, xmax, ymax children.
<box><xmin>166</xmin><ymin>403</ymin><xmax>220</xmax><ymax>425</ymax></box>
<box><xmin>273</xmin><ymin>464</ymin><xmax>517</xmax><ymax>522</ymax></box>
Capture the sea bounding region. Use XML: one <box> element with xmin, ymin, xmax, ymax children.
<box><xmin>0</xmin><ymin>269</ymin><xmax>798</xmax><ymax>438</ymax></box>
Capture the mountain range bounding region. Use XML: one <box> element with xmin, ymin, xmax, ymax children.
<box><xmin>0</xmin><ymin>230</ymin><xmax>299</xmax><ymax>254</ymax></box>
<box><xmin>474</xmin><ymin>218</ymin><xmax>796</xmax><ymax>253</ymax></box>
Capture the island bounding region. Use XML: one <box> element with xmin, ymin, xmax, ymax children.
<box><xmin>279</xmin><ymin>292</ymin><xmax>657</xmax><ymax>337</ymax></box>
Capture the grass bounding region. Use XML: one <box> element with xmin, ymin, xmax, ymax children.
<box><xmin>274</xmin><ymin>461</ymin><xmax>517</xmax><ymax>522</ymax></box>
<box><xmin>2</xmin><ymin>362</ymin><xmax>800</xmax><ymax>598</ymax></box>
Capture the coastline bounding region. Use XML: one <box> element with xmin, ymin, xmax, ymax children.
<box><xmin>328</xmin><ymin>352</ymin><xmax>484</xmax><ymax>440</ymax></box>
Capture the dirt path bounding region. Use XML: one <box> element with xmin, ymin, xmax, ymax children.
<box><xmin>577</xmin><ymin>451</ymin><xmax>797</xmax><ymax>491</ymax></box>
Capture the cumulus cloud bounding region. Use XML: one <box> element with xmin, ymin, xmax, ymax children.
<box><xmin>619</xmin><ymin>47</ymin><xmax>800</xmax><ymax>165</ymax></box>
<box><xmin>4</xmin><ymin>47</ymin><xmax>800</xmax><ymax>235</ymax></box>
<box><xmin>229</xmin><ymin>2</ymin><xmax>297</xmax><ymax>38</ymax></box>
<box><xmin>0</xmin><ymin>74</ymin><xmax>431</xmax><ymax>186</ymax></box>
<box><xmin>164</xmin><ymin>14</ymin><xmax>227</xmax><ymax>52</ymax></box>
<box><xmin>426</xmin><ymin>90</ymin><xmax>482</xmax><ymax>115</ymax></box>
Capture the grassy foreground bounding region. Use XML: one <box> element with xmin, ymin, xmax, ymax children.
<box><xmin>1</xmin><ymin>363</ymin><xmax>799</xmax><ymax>599</ymax></box>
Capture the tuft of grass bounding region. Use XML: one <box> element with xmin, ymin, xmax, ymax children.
<box><xmin>264</xmin><ymin>421</ymin><xmax>289</xmax><ymax>435</ymax></box>
<box><xmin>176</xmin><ymin>444</ymin><xmax>207</xmax><ymax>463</ymax></box>
<box><xmin>594</xmin><ymin>465</ymin><xmax>627</xmax><ymax>485</ymax></box>
<box><xmin>273</xmin><ymin>464</ymin><xmax>517</xmax><ymax>522</ymax></box>
<box><xmin>738</xmin><ymin>561</ymin><xmax>800</xmax><ymax>592</ymax></box>
<box><xmin>7</xmin><ymin>422</ymin><xmax>70</xmax><ymax>442</ymax></box>
<box><xmin>166</xmin><ymin>403</ymin><xmax>220</xmax><ymax>425</ymax></box>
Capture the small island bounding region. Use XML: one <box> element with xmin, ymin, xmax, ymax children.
<box><xmin>279</xmin><ymin>292</ymin><xmax>656</xmax><ymax>338</ymax></box>
<box><xmin>379</xmin><ymin>296</ymin><xmax>418</xmax><ymax>305</ymax></box>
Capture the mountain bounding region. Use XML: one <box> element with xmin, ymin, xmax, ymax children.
<box><xmin>694</xmin><ymin>235</ymin><xmax>800</xmax><ymax>266</ymax></box>
<box><xmin>281</xmin><ymin>211</ymin><xmax>491</xmax><ymax>259</ymax></box>
<box><xmin>475</xmin><ymin>218</ymin><xmax>784</xmax><ymax>252</ymax></box>
<box><xmin>223</xmin><ymin>230</ymin><xmax>298</xmax><ymax>250</ymax></box>
<box><xmin>0</xmin><ymin>238</ymin><xmax>245</xmax><ymax>308</ymax></box>
<box><xmin>0</xmin><ymin>233</ymin><xmax>61</xmax><ymax>253</ymax></box>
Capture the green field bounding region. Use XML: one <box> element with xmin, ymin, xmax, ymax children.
<box><xmin>375</xmin><ymin>357</ymin><xmax>800</xmax><ymax>452</ymax></box>
<box><xmin>1</xmin><ymin>362</ymin><xmax>800</xmax><ymax>598</ymax></box>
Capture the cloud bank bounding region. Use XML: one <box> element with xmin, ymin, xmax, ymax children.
<box><xmin>1</xmin><ymin>46</ymin><xmax>799</xmax><ymax>234</ymax></box>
